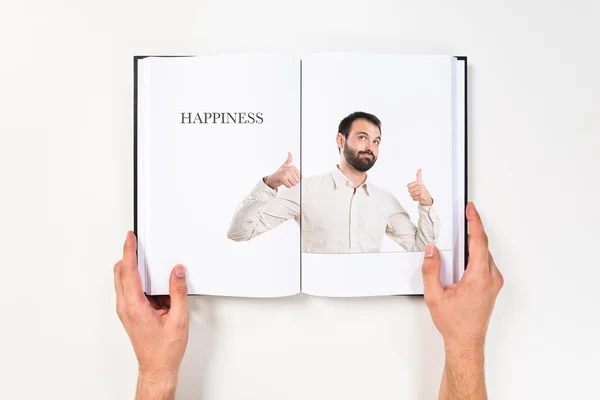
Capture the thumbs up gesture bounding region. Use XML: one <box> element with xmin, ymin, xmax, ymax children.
<box><xmin>264</xmin><ymin>152</ymin><xmax>301</xmax><ymax>189</ymax></box>
<box><xmin>407</xmin><ymin>169</ymin><xmax>433</xmax><ymax>206</ymax></box>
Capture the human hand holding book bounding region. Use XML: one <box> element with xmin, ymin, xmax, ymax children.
<box><xmin>422</xmin><ymin>202</ymin><xmax>504</xmax><ymax>400</ymax></box>
<box><xmin>114</xmin><ymin>232</ymin><xmax>189</xmax><ymax>400</ymax></box>
<box><xmin>114</xmin><ymin>204</ymin><xmax>500</xmax><ymax>400</ymax></box>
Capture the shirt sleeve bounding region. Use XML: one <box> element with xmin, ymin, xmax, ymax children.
<box><xmin>385</xmin><ymin>197</ymin><xmax>441</xmax><ymax>251</ymax></box>
<box><xmin>226</xmin><ymin>178</ymin><xmax>300</xmax><ymax>242</ymax></box>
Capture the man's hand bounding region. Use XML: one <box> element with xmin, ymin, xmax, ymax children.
<box><xmin>407</xmin><ymin>169</ymin><xmax>433</xmax><ymax>206</ymax></box>
<box><xmin>114</xmin><ymin>231</ymin><xmax>189</xmax><ymax>399</ymax></box>
<box><xmin>264</xmin><ymin>152</ymin><xmax>301</xmax><ymax>189</ymax></box>
<box><xmin>421</xmin><ymin>202</ymin><xmax>503</xmax><ymax>400</ymax></box>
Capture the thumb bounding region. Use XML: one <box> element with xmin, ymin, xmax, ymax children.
<box><xmin>421</xmin><ymin>244</ymin><xmax>443</xmax><ymax>300</ymax></box>
<box><xmin>417</xmin><ymin>168</ymin><xmax>423</xmax><ymax>182</ymax></box>
<box><xmin>169</xmin><ymin>264</ymin><xmax>188</xmax><ymax>319</ymax></box>
<box><xmin>282</xmin><ymin>152</ymin><xmax>292</xmax><ymax>167</ymax></box>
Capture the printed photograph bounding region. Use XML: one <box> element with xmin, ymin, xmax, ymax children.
<box><xmin>226</xmin><ymin>109</ymin><xmax>449</xmax><ymax>255</ymax></box>
<box><xmin>299</xmin><ymin>110</ymin><xmax>442</xmax><ymax>254</ymax></box>
<box><xmin>299</xmin><ymin>53</ymin><xmax>454</xmax><ymax>258</ymax></box>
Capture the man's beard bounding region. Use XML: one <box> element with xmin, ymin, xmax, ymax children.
<box><xmin>343</xmin><ymin>143</ymin><xmax>377</xmax><ymax>172</ymax></box>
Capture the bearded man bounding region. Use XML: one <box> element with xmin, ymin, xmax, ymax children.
<box><xmin>226</xmin><ymin>111</ymin><xmax>440</xmax><ymax>253</ymax></box>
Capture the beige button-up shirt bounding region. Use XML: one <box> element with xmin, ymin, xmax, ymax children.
<box><xmin>227</xmin><ymin>166</ymin><xmax>441</xmax><ymax>253</ymax></box>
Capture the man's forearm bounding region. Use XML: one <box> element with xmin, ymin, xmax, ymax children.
<box><xmin>440</xmin><ymin>345</ymin><xmax>486</xmax><ymax>400</ymax></box>
<box><xmin>226</xmin><ymin>179</ymin><xmax>295</xmax><ymax>242</ymax></box>
<box><xmin>416</xmin><ymin>205</ymin><xmax>440</xmax><ymax>250</ymax></box>
<box><xmin>135</xmin><ymin>374</ymin><xmax>178</xmax><ymax>400</ymax></box>
<box><xmin>438</xmin><ymin>366</ymin><xmax>447</xmax><ymax>400</ymax></box>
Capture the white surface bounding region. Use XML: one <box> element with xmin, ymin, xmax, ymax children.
<box><xmin>138</xmin><ymin>55</ymin><xmax>301</xmax><ymax>297</ymax></box>
<box><xmin>1</xmin><ymin>1</ymin><xmax>599</xmax><ymax>399</ymax></box>
<box><xmin>302</xmin><ymin>251</ymin><xmax>454</xmax><ymax>297</ymax></box>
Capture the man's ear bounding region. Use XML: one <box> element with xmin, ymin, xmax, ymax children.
<box><xmin>336</xmin><ymin>132</ymin><xmax>344</xmax><ymax>151</ymax></box>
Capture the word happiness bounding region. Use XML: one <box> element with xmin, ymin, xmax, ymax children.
<box><xmin>180</xmin><ymin>112</ymin><xmax>264</xmax><ymax>124</ymax></box>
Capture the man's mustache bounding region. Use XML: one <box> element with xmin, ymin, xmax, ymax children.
<box><xmin>358</xmin><ymin>151</ymin><xmax>375</xmax><ymax>158</ymax></box>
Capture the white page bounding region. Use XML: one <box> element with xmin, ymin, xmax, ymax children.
<box><xmin>137</xmin><ymin>54</ymin><xmax>301</xmax><ymax>297</ymax></box>
<box><xmin>299</xmin><ymin>53</ymin><xmax>457</xmax><ymax>296</ymax></box>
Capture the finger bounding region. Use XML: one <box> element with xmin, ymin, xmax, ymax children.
<box><xmin>286</xmin><ymin>171</ymin><xmax>299</xmax><ymax>185</ymax></box>
<box><xmin>407</xmin><ymin>182</ymin><xmax>420</xmax><ymax>189</ymax></box>
<box><xmin>281</xmin><ymin>152</ymin><xmax>292</xmax><ymax>168</ymax></box>
<box><xmin>114</xmin><ymin>261</ymin><xmax>124</xmax><ymax>313</ymax></box>
<box><xmin>168</xmin><ymin>265</ymin><xmax>189</xmax><ymax>323</ymax></box>
<box><xmin>489</xmin><ymin>251</ymin><xmax>502</xmax><ymax>279</ymax></box>
<box><xmin>285</xmin><ymin>177</ymin><xmax>296</xmax><ymax>187</ymax></box>
<box><xmin>417</xmin><ymin>169</ymin><xmax>422</xmax><ymax>182</ymax></box>
<box><xmin>114</xmin><ymin>261</ymin><xmax>123</xmax><ymax>298</ymax></box>
<box><xmin>409</xmin><ymin>188</ymin><xmax>421</xmax><ymax>195</ymax></box>
<box><xmin>421</xmin><ymin>244</ymin><xmax>444</xmax><ymax>303</ymax></box>
<box><xmin>121</xmin><ymin>231</ymin><xmax>145</xmax><ymax>304</ymax></box>
<box><xmin>489</xmin><ymin>252</ymin><xmax>504</xmax><ymax>291</ymax></box>
<box><xmin>291</xmin><ymin>166</ymin><xmax>301</xmax><ymax>181</ymax></box>
<box><xmin>465</xmin><ymin>202</ymin><xmax>490</xmax><ymax>276</ymax></box>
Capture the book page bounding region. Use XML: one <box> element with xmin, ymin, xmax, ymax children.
<box><xmin>299</xmin><ymin>53</ymin><xmax>461</xmax><ymax>296</ymax></box>
<box><xmin>136</xmin><ymin>54</ymin><xmax>301</xmax><ymax>297</ymax></box>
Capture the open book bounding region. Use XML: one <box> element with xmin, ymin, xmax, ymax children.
<box><xmin>134</xmin><ymin>52</ymin><xmax>467</xmax><ymax>297</ymax></box>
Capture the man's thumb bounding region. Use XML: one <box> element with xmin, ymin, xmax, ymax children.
<box><xmin>169</xmin><ymin>264</ymin><xmax>188</xmax><ymax>317</ymax></box>
<box><xmin>421</xmin><ymin>244</ymin><xmax>443</xmax><ymax>298</ymax></box>
<box><xmin>282</xmin><ymin>152</ymin><xmax>292</xmax><ymax>167</ymax></box>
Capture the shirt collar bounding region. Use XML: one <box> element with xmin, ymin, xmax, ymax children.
<box><xmin>330</xmin><ymin>165</ymin><xmax>370</xmax><ymax>195</ymax></box>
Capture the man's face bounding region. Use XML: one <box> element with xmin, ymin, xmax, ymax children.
<box><xmin>341</xmin><ymin>119</ymin><xmax>381</xmax><ymax>172</ymax></box>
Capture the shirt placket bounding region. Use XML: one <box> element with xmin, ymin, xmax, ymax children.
<box><xmin>348</xmin><ymin>183</ymin><xmax>359</xmax><ymax>253</ymax></box>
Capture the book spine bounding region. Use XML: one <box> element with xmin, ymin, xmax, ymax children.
<box><xmin>299</xmin><ymin>59</ymin><xmax>303</xmax><ymax>293</ymax></box>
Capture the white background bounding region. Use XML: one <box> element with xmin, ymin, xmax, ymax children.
<box><xmin>1</xmin><ymin>1</ymin><xmax>599</xmax><ymax>399</ymax></box>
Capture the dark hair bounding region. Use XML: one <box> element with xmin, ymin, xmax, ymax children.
<box><xmin>337</xmin><ymin>111</ymin><xmax>381</xmax><ymax>152</ymax></box>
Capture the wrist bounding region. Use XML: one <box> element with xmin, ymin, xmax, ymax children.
<box><xmin>444</xmin><ymin>339</ymin><xmax>485</xmax><ymax>362</ymax></box>
<box><xmin>420</xmin><ymin>196</ymin><xmax>433</xmax><ymax>206</ymax></box>
<box><xmin>263</xmin><ymin>175</ymin><xmax>277</xmax><ymax>190</ymax></box>
<box><xmin>137</xmin><ymin>369</ymin><xmax>179</xmax><ymax>394</ymax></box>
<box><xmin>443</xmin><ymin>341</ymin><xmax>487</xmax><ymax>399</ymax></box>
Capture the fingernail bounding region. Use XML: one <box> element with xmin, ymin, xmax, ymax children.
<box><xmin>424</xmin><ymin>244</ymin><xmax>434</xmax><ymax>257</ymax></box>
<box><xmin>175</xmin><ymin>265</ymin><xmax>186</xmax><ymax>278</ymax></box>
